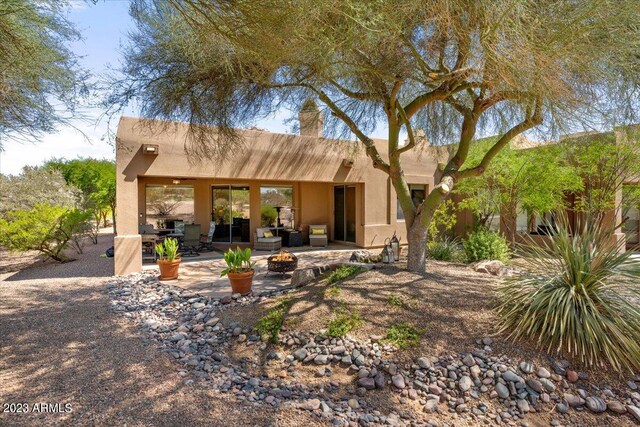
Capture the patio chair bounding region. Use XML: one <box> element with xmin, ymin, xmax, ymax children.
<box><xmin>181</xmin><ymin>224</ymin><xmax>202</xmax><ymax>257</ymax></box>
<box><xmin>309</xmin><ymin>224</ymin><xmax>328</xmax><ymax>247</ymax></box>
<box><xmin>199</xmin><ymin>221</ymin><xmax>216</xmax><ymax>252</ymax></box>
<box><xmin>174</xmin><ymin>221</ymin><xmax>185</xmax><ymax>234</ymax></box>
<box><xmin>254</xmin><ymin>227</ymin><xmax>282</xmax><ymax>252</ymax></box>
<box><xmin>139</xmin><ymin>224</ymin><xmax>155</xmax><ymax>235</ymax></box>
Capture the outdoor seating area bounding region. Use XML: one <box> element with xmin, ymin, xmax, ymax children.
<box><xmin>141</xmin><ymin>222</ymin><xmax>331</xmax><ymax>262</ymax></box>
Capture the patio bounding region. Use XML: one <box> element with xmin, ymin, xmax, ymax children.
<box><xmin>143</xmin><ymin>245</ymin><xmax>357</xmax><ymax>298</ymax></box>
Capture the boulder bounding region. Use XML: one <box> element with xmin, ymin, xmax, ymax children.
<box><xmin>474</xmin><ymin>260</ymin><xmax>505</xmax><ymax>276</ymax></box>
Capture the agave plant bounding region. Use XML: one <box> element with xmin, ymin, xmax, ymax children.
<box><xmin>496</xmin><ymin>215</ymin><xmax>640</xmax><ymax>372</ymax></box>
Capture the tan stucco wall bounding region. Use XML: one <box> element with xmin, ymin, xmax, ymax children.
<box><xmin>115</xmin><ymin>117</ymin><xmax>440</xmax><ymax>274</ymax></box>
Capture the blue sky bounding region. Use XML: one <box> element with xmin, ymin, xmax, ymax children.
<box><xmin>0</xmin><ymin>0</ymin><xmax>304</xmax><ymax>176</ymax></box>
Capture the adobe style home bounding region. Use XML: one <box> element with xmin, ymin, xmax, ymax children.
<box><xmin>114</xmin><ymin>102</ymin><xmax>445</xmax><ymax>275</ymax></box>
<box><xmin>114</xmin><ymin>101</ymin><xmax>640</xmax><ymax>275</ymax></box>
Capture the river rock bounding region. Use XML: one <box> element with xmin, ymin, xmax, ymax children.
<box><xmin>586</xmin><ymin>396</ymin><xmax>606</xmax><ymax>413</ymax></box>
<box><xmin>459</xmin><ymin>376</ymin><xmax>473</xmax><ymax>392</ymax></box>
<box><xmin>392</xmin><ymin>374</ymin><xmax>406</xmax><ymax>389</ymax></box>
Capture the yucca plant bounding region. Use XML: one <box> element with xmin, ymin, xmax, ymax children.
<box><xmin>426</xmin><ymin>236</ymin><xmax>464</xmax><ymax>262</ymax></box>
<box><xmin>496</xmin><ymin>214</ymin><xmax>640</xmax><ymax>372</ymax></box>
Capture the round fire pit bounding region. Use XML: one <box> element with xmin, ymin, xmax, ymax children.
<box><xmin>267</xmin><ymin>250</ymin><xmax>298</xmax><ymax>278</ymax></box>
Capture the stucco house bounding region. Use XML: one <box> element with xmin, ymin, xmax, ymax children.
<box><xmin>114</xmin><ymin>102</ymin><xmax>639</xmax><ymax>275</ymax></box>
<box><xmin>114</xmin><ymin>103</ymin><xmax>444</xmax><ymax>275</ymax></box>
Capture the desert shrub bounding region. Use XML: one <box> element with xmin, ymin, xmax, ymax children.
<box><xmin>260</xmin><ymin>205</ymin><xmax>278</xmax><ymax>227</ymax></box>
<box><xmin>323</xmin><ymin>285</ymin><xmax>341</xmax><ymax>297</ymax></box>
<box><xmin>462</xmin><ymin>229</ymin><xmax>510</xmax><ymax>263</ymax></box>
<box><xmin>327</xmin><ymin>265</ymin><xmax>364</xmax><ymax>284</ymax></box>
<box><xmin>496</xmin><ymin>218</ymin><xmax>640</xmax><ymax>372</ymax></box>
<box><xmin>0</xmin><ymin>203</ymin><xmax>91</xmax><ymax>262</ymax></box>
<box><xmin>327</xmin><ymin>308</ymin><xmax>362</xmax><ymax>337</ymax></box>
<box><xmin>382</xmin><ymin>322</ymin><xmax>425</xmax><ymax>349</ymax></box>
<box><xmin>255</xmin><ymin>299</ymin><xmax>291</xmax><ymax>343</ymax></box>
<box><xmin>426</xmin><ymin>237</ymin><xmax>464</xmax><ymax>262</ymax></box>
<box><xmin>387</xmin><ymin>294</ymin><xmax>404</xmax><ymax>307</ymax></box>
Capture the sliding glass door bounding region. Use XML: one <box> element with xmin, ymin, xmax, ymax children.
<box><xmin>211</xmin><ymin>185</ymin><xmax>250</xmax><ymax>243</ymax></box>
<box><xmin>334</xmin><ymin>185</ymin><xmax>356</xmax><ymax>243</ymax></box>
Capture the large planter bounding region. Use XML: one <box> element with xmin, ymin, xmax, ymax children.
<box><xmin>227</xmin><ymin>270</ymin><xmax>255</xmax><ymax>295</ymax></box>
<box><xmin>157</xmin><ymin>258</ymin><xmax>181</xmax><ymax>280</ymax></box>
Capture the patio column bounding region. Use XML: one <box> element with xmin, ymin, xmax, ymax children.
<box><xmin>114</xmin><ymin>171</ymin><xmax>142</xmax><ymax>275</ymax></box>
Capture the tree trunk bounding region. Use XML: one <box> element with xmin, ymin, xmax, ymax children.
<box><xmin>406</xmin><ymin>221</ymin><xmax>428</xmax><ymax>272</ymax></box>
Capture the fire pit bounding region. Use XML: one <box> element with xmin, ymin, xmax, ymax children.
<box><xmin>267</xmin><ymin>250</ymin><xmax>298</xmax><ymax>278</ymax></box>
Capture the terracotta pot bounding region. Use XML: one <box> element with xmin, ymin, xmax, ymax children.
<box><xmin>157</xmin><ymin>258</ymin><xmax>181</xmax><ymax>280</ymax></box>
<box><xmin>227</xmin><ymin>270</ymin><xmax>254</xmax><ymax>295</ymax></box>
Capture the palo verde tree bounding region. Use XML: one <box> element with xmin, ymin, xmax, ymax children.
<box><xmin>109</xmin><ymin>0</ymin><xmax>640</xmax><ymax>271</ymax></box>
<box><xmin>455</xmin><ymin>139</ymin><xmax>583</xmax><ymax>242</ymax></box>
<box><xmin>0</xmin><ymin>0</ymin><xmax>87</xmax><ymax>143</ymax></box>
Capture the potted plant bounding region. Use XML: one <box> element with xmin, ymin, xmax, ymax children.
<box><xmin>221</xmin><ymin>247</ymin><xmax>255</xmax><ymax>295</ymax></box>
<box><xmin>156</xmin><ymin>237</ymin><xmax>181</xmax><ymax>280</ymax></box>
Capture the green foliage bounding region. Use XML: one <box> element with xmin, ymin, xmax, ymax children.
<box><xmin>0</xmin><ymin>167</ymin><xmax>79</xmax><ymax>215</ymax></box>
<box><xmin>327</xmin><ymin>265</ymin><xmax>364</xmax><ymax>284</ymax></box>
<box><xmin>382</xmin><ymin>323</ymin><xmax>425</xmax><ymax>349</ymax></box>
<box><xmin>220</xmin><ymin>247</ymin><xmax>255</xmax><ymax>276</ymax></box>
<box><xmin>426</xmin><ymin>237</ymin><xmax>465</xmax><ymax>262</ymax></box>
<box><xmin>260</xmin><ymin>205</ymin><xmax>278</xmax><ymax>227</ymax></box>
<box><xmin>563</xmin><ymin>133</ymin><xmax>640</xmax><ymax>222</ymax></box>
<box><xmin>45</xmin><ymin>158</ymin><xmax>117</xmax><ymax>234</ymax></box>
<box><xmin>0</xmin><ymin>0</ymin><xmax>87</xmax><ymax>142</ymax></box>
<box><xmin>324</xmin><ymin>285</ymin><xmax>341</xmax><ymax>297</ymax></box>
<box><xmin>455</xmin><ymin>140</ymin><xmax>583</xmax><ymax>237</ymax></box>
<box><xmin>155</xmin><ymin>237</ymin><xmax>180</xmax><ymax>261</ymax></box>
<box><xmin>428</xmin><ymin>200</ymin><xmax>457</xmax><ymax>240</ymax></box>
<box><xmin>256</xmin><ymin>299</ymin><xmax>291</xmax><ymax>343</ymax></box>
<box><xmin>497</xmin><ymin>217</ymin><xmax>640</xmax><ymax>372</ymax></box>
<box><xmin>462</xmin><ymin>229</ymin><xmax>510</xmax><ymax>263</ymax></box>
<box><xmin>326</xmin><ymin>308</ymin><xmax>362</xmax><ymax>337</ymax></box>
<box><xmin>0</xmin><ymin>203</ymin><xmax>90</xmax><ymax>262</ymax></box>
<box><xmin>387</xmin><ymin>295</ymin><xmax>404</xmax><ymax>307</ymax></box>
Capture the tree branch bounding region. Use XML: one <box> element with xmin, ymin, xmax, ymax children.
<box><xmin>457</xmin><ymin>99</ymin><xmax>543</xmax><ymax>179</ymax></box>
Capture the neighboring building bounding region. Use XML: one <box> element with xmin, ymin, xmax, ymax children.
<box><xmin>114</xmin><ymin>102</ymin><xmax>443</xmax><ymax>275</ymax></box>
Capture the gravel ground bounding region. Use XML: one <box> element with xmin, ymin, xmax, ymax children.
<box><xmin>0</xmin><ymin>235</ymin><xmax>324</xmax><ymax>426</ymax></box>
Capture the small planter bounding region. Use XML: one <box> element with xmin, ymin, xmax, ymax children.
<box><xmin>157</xmin><ymin>258</ymin><xmax>182</xmax><ymax>280</ymax></box>
<box><xmin>227</xmin><ymin>270</ymin><xmax>255</xmax><ymax>295</ymax></box>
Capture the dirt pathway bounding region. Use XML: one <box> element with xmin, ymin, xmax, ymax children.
<box><xmin>0</xmin><ymin>236</ymin><xmax>323</xmax><ymax>426</ymax></box>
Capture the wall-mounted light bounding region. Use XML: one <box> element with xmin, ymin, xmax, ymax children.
<box><xmin>142</xmin><ymin>144</ymin><xmax>159</xmax><ymax>155</ymax></box>
<box><xmin>342</xmin><ymin>158</ymin><xmax>354</xmax><ymax>168</ymax></box>
<box><xmin>172</xmin><ymin>179</ymin><xmax>181</xmax><ymax>185</ymax></box>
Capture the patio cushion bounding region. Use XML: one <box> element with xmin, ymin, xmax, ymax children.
<box><xmin>263</xmin><ymin>231</ymin><xmax>274</xmax><ymax>238</ymax></box>
<box><xmin>311</xmin><ymin>228</ymin><xmax>325</xmax><ymax>235</ymax></box>
<box><xmin>258</xmin><ymin>237</ymin><xmax>281</xmax><ymax>243</ymax></box>
<box><xmin>256</xmin><ymin>227</ymin><xmax>270</xmax><ymax>238</ymax></box>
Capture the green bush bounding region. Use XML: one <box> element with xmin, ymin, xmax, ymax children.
<box><xmin>260</xmin><ymin>205</ymin><xmax>278</xmax><ymax>227</ymax></box>
<box><xmin>382</xmin><ymin>322</ymin><xmax>425</xmax><ymax>349</ymax></box>
<box><xmin>327</xmin><ymin>265</ymin><xmax>364</xmax><ymax>284</ymax></box>
<box><xmin>0</xmin><ymin>203</ymin><xmax>91</xmax><ymax>262</ymax></box>
<box><xmin>426</xmin><ymin>237</ymin><xmax>464</xmax><ymax>262</ymax></box>
<box><xmin>496</xmin><ymin>218</ymin><xmax>640</xmax><ymax>372</ymax></box>
<box><xmin>256</xmin><ymin>299</ymin><xmax>291</xmax><ymax>343</ymax></box>
<box><xmin>462</xmin><ymin>229</ymin><xmax>510</xmax><ymax>263</ymax></box>
<box><xmin>327</xmin><ymin>308</ymin><xmax>362</xmax><ymax>337</ymax></box>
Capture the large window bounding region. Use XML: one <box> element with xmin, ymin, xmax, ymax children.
<box><xmin>397</xmin><ymin>185</ymin><xmax>426</xmax><ymax>220</ymax></box>
<box><xmin>145</xmin><ymin>185</ymin><xmax>194</xmax><ymax>228</ymax></box>
<box><xmin>260</xmin><ymin>186</ymin><xmax>294</xmax><ymax>228</ymax></box>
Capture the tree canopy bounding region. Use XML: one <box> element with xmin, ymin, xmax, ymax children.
<box><xmin>0</xmin><ymin>0</ymin><xmax>87</xmax><ymax>143</ymax></box>
<box><xmin>110</xmin><ymin>0</ymin><xmax>640</xmax><ymax>271</ymax></box>
<box><xmin>45</xmin><ymin>158</ymin><xmax>117</xmax><ymax>233</ymax></box>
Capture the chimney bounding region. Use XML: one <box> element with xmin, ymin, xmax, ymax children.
<box><xmin>299</xmin><ymin>98</ymin><xmax>324</xmax><ymax>138</ymax></box>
